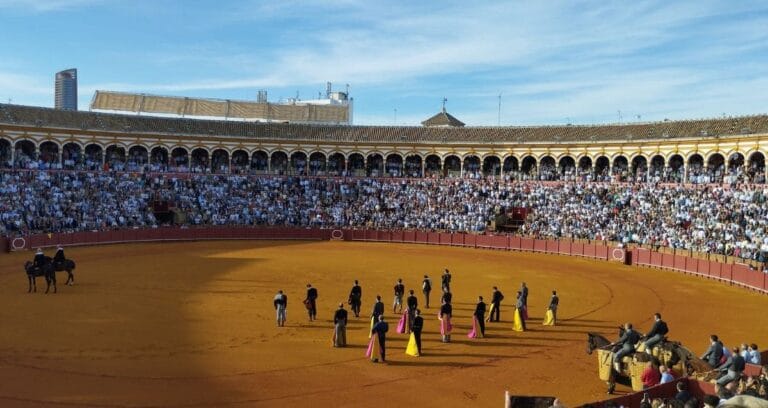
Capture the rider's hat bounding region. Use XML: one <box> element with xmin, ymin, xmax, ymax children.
<box><xmin>36</xmin><ymin>248</ymin><xmax>43</xmax><ymax>254</ymax></box>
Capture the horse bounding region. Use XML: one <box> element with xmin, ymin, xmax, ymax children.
<box><xmin>586</xmin><ymin>326</ymin><xmax>625</xmax><ymax>355</ymax></box>
<box><xmin>587</xmin><ymin>332</ymin><xmax>612</xmax><ymax>355</ymax></box>
<box><xmin>587</xmin><ymin>331</ymin><xmax>713</xmax><ymax>394</ymax></box>
<box><xmin>24</xmin><ymin>257</ymin><xmax>56</xmax><ymax>294</ymax></box>
<box><xmin>52</xmin><ymin>259</ymin><xmax>76</xmax><ymax>285</ymax></box>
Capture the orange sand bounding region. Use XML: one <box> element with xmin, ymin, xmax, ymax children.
<box><xmin>1</xmin><ymin>240</ymin><xmax>767</xmax><ymax>407</ymax></box>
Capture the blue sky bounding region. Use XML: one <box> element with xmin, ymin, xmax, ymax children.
<box><xmin>0</xmin><ymin>0</ymin><xmax>767</xmax><ymax>126</ymax></box>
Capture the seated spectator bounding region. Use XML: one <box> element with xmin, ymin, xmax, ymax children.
<box><xmin>675</xmin><ymin>381</ymin><xmax>691</xmax><ymax>403</ymax></box>
<box><xmin>748</xmin><ymin>344</ymin><xmax>761</xmax><ymax>365</ymax></box>
<box><xmin>642</xmin><ymin>360</ymin><xmax>661</xmax><ymax>389</ymax></box>
<box><xmin>659</xmin><ymin>364</ymin><xmax>674</xmax><ymax>384</ymax></box>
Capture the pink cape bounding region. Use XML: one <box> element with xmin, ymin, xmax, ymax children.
<box><xmin>439</xmin><ymin>312</ymin><xmax>452</xmax><ymax>335</ymax></box>
<box><xmin>522</xmin><ymin>307</ymin><xmax>528</xmax><ymax>320</ymax></box>
<box><xmin>467</xmin><ymin>315</ymin><xmax>481</xmax><ymax>339</ymax></box>
<box><xmin>366</xmin><ymin>332</ymin><xmax>383</xmax><ymax>361</ymax></box>
<box><xmin>396</xmin><ymin>310</ymin><xmax>409</xmax><ymax>334</ymax></box>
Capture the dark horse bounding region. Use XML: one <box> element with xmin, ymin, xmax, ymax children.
<box><xmin>24</xmin><ymin>256</ymin><xmax>56</xmax><ymax>294</ymax></box>
<box><xmin>53</xmin><ymin>259</ymin><xmax>76</xmax><ymax>285</ymax></box>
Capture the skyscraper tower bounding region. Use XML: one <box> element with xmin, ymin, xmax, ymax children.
<box><xmin>55</xmin><ymin>69</ymin><xmax>77</xmax><ymax>110</ymax></box>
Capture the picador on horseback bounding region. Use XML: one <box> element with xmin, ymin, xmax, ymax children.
<box><xmin>610</xmin><ymin>322</ymin><xmax>641</xmax><ymax>373</ymax></box>
<box><xmin>642</xmin><ymin>313</ymin><xmax>669</xmax><ymax>354</ymax></box>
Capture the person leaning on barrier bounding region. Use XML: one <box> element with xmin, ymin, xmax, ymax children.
<box><xmin>643</xmin><ymin>312</ymin><xmax>669</xmax><ymax>354</ymax></box>
<box><xmin>611</xmin><ymin>323</ymin><xmax>641</xmax><ymax>372</ymax></box>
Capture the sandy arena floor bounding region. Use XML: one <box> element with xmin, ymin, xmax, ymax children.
<box><xmin>1</xmin><ymin>240</ymin><xmax>767</xmax><ymax>407</ymax></box>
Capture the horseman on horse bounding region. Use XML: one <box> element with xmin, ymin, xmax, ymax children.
<box><xmin>25</xmin><ymin>246</ymin><xmax>76</xmax><ymax>290</ymax></box>
<box><xmin>33</xmin><ymin>248</ymin><xmax>46</xmax><ymax>269</ymax></box>
<box><xmin>640</xmin><ymin>313</ymin><xmax>670</xmax><ymax>356</ymax></box>
<box><xmin>609</xmin><ymin>322</ymin><xmax>641</xmax><ymax>373</ymax></box>
<box><xmin>53</xmin><ymin>245</ymin><xmax>66</xmax><ymax>268</ymax></box>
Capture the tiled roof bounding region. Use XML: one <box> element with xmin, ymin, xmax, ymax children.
<box><xmin>421</xmin><ymin>110</ymin><xmax>465</xmax><ymax>127</ymax></box>
<box><xmin>1</xmin><ymin>103</ymin><xmax>767</xmax><ymax>144</ymax></box>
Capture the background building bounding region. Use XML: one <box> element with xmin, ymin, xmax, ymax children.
<box><xmin>54</xmin><ymin>69</ymin><xmax>78</xmax><ymax>111</ymax></box>
<box><xmin>90</xmin><ymin>82</ymin><xmax>352</xmax><ymax>125</ymax></box>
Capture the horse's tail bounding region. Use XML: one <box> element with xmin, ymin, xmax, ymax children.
<box><xmin>66</xmin><ymin>260</ymin><xmax>76</xmax><ymax>270</ymax></box>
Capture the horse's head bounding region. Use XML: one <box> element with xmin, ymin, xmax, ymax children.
<box><xmin>587</xmin><ymin>332</ymin><xmax>612</xmax><ymax>355</ymax></box>
<box><xmin>587</xmin><ymin>333</ymin><xmax>596</xmax><ymax>355</ymax></box>
<box><xmin>24</xmin><ymin>261</ymin><xmax>32</xmax><ymax>272</ymax></box>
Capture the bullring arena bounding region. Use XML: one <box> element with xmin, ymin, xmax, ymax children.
<box><xmin>0</xmin><ymin>231</ymin><xmax>767</xmax><ymax>407</ymax></box>
<box><xmin>2</xmin><ymin>104</ymin><xmax>768</xmax><ymax>407</ymax></box>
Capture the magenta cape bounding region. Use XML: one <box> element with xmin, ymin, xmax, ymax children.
<box><xmin>467</xmin><ymin>315</ymin><xmax>482</xmax><ymax>339</ymax></box>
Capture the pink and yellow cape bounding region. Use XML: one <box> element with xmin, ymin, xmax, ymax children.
<box><xmin>467</xmin><ymin>315</ymin><xmax>483</xmax><ymax>338</ymax></box>
<box><xmin>366</xmin><ymin>333</ymin><xmax>383</xmax><ymax>361</ymax></box>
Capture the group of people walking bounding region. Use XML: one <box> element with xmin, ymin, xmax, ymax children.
<box><xmin>272</xmin><ymin>271</ymin><xmax>561</xmax><ymax>364</ymax></box>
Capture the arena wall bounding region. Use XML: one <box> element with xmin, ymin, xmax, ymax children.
<box><xmin>5</xmin><ymin>227</ymin><xmax>767</xmax><ymax>295</ymax></box>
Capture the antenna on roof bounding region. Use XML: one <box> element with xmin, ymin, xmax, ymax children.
<box><xmin>497</xmin><ymin>93</ymin><xmax>502</xmax><ymax>126</ymax></box>
<box><xmin>442</xmin><ymin>97</ymin><xmax>447</xmax><ymax>112</ymax></box>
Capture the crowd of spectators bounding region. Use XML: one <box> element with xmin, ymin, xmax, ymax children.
<box><xmin>4</xmin><ymin>171</ymin><xmax>768</xmax><ymax>263</ymax></box>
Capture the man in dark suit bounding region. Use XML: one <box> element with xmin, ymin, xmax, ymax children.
<box><xmin>520</xmin><ymin>282</ymin><xmax>528</xmax><ymax>307</ymax></box>
<box><xmin>348</xmin><ymin>280</ymin><xmax>362</xmax><ymax>318</ymax></box>
<box><xmin>643</xmin><ymin>312</ymin><xmax>669</xmax><ymax>354</ymax></box>
<box><xmin>611</xmin><ymin>323</ymin><xmax>641</xmax><ymax>372</ymax></box>
<box><xmin>475</xmin><ymin>296</ymin><xmax>487</xmax><ymax>337</ymax></box>
<box><xmin>701</xmin><ymin>334</ymin><xmax>724</xmax><ymax>367</ymax></box>
<box><xmin>439</xmin><ymin>299</ymin><xmax>453</xmax><ymax>343</ymax></box>
<box><xmin>515</xmin><ymin>291</ymin><xmax>527</xmax><ymax>330</ymax></box>
<box><xmin>548</xmin><ymin>290</ymin><xmax>559</xmax><ymax>324</ymax></box>
<box><xmin>305</xmin><ymin>283</ymin><xmax>318</xmax><ymax>321</ymax></box>
<box><xmin>393</xmin><ymin>278</ymin><xmax>405</xmax><ymax>314</ymax></box>
<box><xmin>441</xmin><ymin>269</ymin><xmax>451</xmax><ymax>293</ymax></box>
<box><xmin>411</xmin><ymin>309</ymin><xmax>424</xmax><ymax>355</ymax></box>
<box><xmin>490</xmin><ymin>287</ymin><xmax>504</xmax><ymax>322</ymax></box>
<box><xmin>406</xmin><ymin>290</ymin><xmax>418</xmax><ymax>329</ymax></box>
<box><xmin>422</xmin><ymin>275</ymin><xmax>432</xmax><ymax>308</ymax></box>
<box><xmin>333</xmin><ymin>303</ymin><xmax>348</xmax><ymax>347</ymax></box>
<box><xmin>371</xmin><ymin>295</ymin><xmax>384</xmax><ymax>322</ymax></box>
<box><xmin>371</xmin><ymin>315</ymin><xmax>389</xmax><ymax>362</ymax></box>
<box><xmin>440</xmin><ymin>291</ymin><xmax>452</xmax><ymax>305</ymax></box>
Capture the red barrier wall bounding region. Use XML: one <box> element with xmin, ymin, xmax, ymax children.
<box><xmin>520</xmin><ymin>237</ymin><xmax>534</xmax><ymax>251</ymax></box>
<box><xmin>571</xmin><ymin>242</ymin><xmax>584</xmax><ymax>257</ymax></box>
<box><xmin>545</xmin><ymin>240</ymin><xmax>558</xmax><ymax>253</ymax></box>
